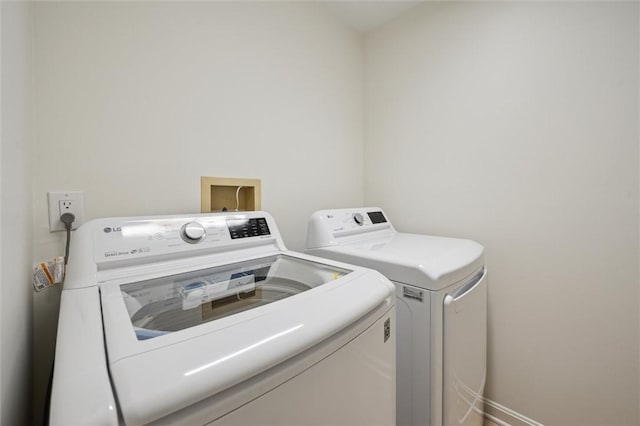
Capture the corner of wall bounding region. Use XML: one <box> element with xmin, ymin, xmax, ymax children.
<box><xmin>1</xmin><ymin>1</ymin><xmax>35</xmax><ymax>424</ymax></box>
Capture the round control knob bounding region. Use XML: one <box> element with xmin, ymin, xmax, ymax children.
<box><xmin>181</xmin><ymin>222</ymin><xmax>206</xmax><ymax>243</ymax></box>
<box><xmin>353</xmin><ymin>213</ymin><xmax>364</xmax><ymax>226</ymax></box>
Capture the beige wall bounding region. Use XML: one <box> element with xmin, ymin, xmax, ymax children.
<box><xmin>32</xmin><ymin>1</ymin><xmax>364</xmax><ymax>255</ymax></box>
<box><xmin>364</xmin><ymin>2</ymin><xmax>639</xmax><ymax>425</ymax></box>
<box><xmin>17</xmin><ymin>1</ymin><xmax>640</xmax><ymax>424</ymax></box>
<box><xmin>1</xmin><ymin>1</ymin><xmax>34</xmax><ymax>424</ymax></box>
<box><xmin>31</xmin><ymin>2</ymin><xmax>364</xmax><ymax>421</ymax></box>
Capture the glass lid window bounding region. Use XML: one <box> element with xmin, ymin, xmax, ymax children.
<box><xmin>120</xmin><ymin>255</ymin><xmax>351</xmax><ymax>341</ymax></box>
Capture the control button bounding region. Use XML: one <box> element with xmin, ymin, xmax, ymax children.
<box><xmin>353</xmin><ymin>213</ymin><xmax>364</xmax><ymax>226</ymax></box>
<box><xmin>181</xmin><ymin>222</ymin><xmax>206</xmax><ymax>244</ymax></box>
<box><xmin>227</xmin><ymin>217</ymin><xmax>271</xmax><ymax>239</ymax></box>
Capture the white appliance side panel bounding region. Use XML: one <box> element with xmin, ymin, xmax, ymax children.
<box><xmin>443</xmin><ymin>269</ymin><xmax>487</xmax><ymax>426</ymax></box>
<box><xmin>394</xmin><ymin>281</ymin><xmax>431</xmax><ymax>426</ymax></box>
<box><xmin>211</xmin><ymin>309</ymin><xmax>396</xmax><ymax>426</ymax></box>
<box><xmin>49</xmin><ymin>288</ymin><xmax>118</xmax><ymax>425</ymax></box>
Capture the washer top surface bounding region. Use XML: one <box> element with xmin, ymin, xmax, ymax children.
<box><xmin>54</xmin><ymin>211</ymin><xmax>395</xmax><ymax>425</ymax></box>
<box><xmin>307</xmin><ymin>208</ymin><xmax>484</xmax><ymax>290</ymax></box>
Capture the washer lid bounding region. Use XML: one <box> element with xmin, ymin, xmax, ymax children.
<box><xmin>100</xmin><ymin>252</ymin><xmax>394</xmax><ymax>425</ymax></box>
<box><xmin>311</xmin><ymin>233</ymin><xmax>484</xmax><ymax>290</ymax></box>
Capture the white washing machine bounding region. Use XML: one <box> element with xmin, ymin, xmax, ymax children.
<box><xmin>306</xmin><ymin>208</ymin><xmax>487</xmax><ymax>426</ymax></box>
<box><xmin>50</xmin><ymin>211</ymin><xmax>396</xmax><ymax>425</ymax></box>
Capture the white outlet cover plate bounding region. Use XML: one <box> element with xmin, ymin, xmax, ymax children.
<box><xmin>48</xmin><ymin>191</ymin><xmax>85</xmax><ymax>232</ymax></box>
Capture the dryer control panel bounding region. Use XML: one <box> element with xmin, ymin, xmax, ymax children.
<box><xmin>306</xmin><ymin>207</ymin><xmax>395</xmax><ymax>249</ymax></box>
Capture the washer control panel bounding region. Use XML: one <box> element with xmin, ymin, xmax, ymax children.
<box><xmin>93</xmin><ymin>214</ymin><xmax>276</xmax><ymax>264</ymax></box>
<box><xmin>228</xmin><ymin>217</ymin><xmax>271</xmax><ymax>239</ymax></box>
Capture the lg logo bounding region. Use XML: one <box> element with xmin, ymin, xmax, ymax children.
<box><xmin>103</xmin><ymin>226</ymin><xmax>122</xmax><ymax>233</ymax></box>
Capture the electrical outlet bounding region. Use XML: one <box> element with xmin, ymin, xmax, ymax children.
<box><xmin>48</xmin><ymin>191</ymin><xmax>85</xmax><ymax>232</ymax></box>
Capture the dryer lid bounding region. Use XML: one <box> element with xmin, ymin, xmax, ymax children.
<box><xmin>311</xmin><ymin>233</ymin><xmax>484</xmax><ymax>291</ymax></box>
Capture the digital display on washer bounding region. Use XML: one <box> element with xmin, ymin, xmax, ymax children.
<box><xmin>367</xmin><ymin>211</ymin><xmax>387</xmax><ymax>224</ymax></box>
<box><xmin>227</xmin><ymin>218</ymin><xmax>271</xmax><ymax>239</ymax></box>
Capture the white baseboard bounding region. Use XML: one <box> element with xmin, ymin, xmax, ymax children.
<box><xmin>482</xmin><ymin>397</ymin><xmax>544</xmax><ymax>426</ymax></box>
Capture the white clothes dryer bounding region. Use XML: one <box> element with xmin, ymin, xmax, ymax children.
<box><xmin>306</xmin><ymin>208</ymin><xmax>487</xmax><ymax>426</ymax></box>
<box><xmin>50</xmin><ymin>211</ymin><xmax>396</xmax><ymax>425</ymax></box>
